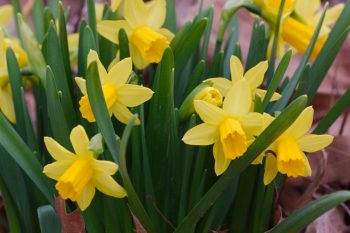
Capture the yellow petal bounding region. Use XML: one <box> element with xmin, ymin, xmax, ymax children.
<box><xmin>75</xmin><ymin>77</ymin><xmax>87</xmax><ymax>95</ymax></box>
<box><xmin>111</xmin><ymin>0</ymin><xmax>122</xmax><ymax>11</ymax></box>
<box><xmin>145</xmin><ymin>0</ymin><xmax>166</xmax><ymax>29</ymax></box>
<box><xmin>263</xmin><ymin>154</ymin><xmax>278</xmax><ymax>185</ymax></box>
<box><xmin>313</xmin><ymin>4</ymin><xmax>344</xmax><ymax>27</ymax></box>
<box><xmin>298</xmin><ymin>134</ymin><xmax>334</xmax><ymax>152</ymax></box>
<box><xmin>43</xmin><ymin>160</ymin><xmax>74</xmax><ymax>180</ymax></box>
<box><xmin>70</xmin><ymin>125</ymin><xmax>90</xmax><ymax>156</ymax></box>
<box><xmin>77</xmin><ymin>183</ymin><xmax>95</xmax><ymax>211</ymax></box>
<box><xmin>0</xmin><ymin>83</ymin><xmax>15</xmax><ymax>123</ymax></box>
<box><xmin>239</xmin><ymin>112</ymin><xmax>263</xmax><ymax>136</ymax></box>
<box><xmin>244</xmin><ymin>60</ymin><xmax>268</xmax><ymax>89</ymax></box>
<box><xmin>193</xmin><ymin>100</ymin><xmax>227</xmax><ymax>125</ymax></box>
<box><xmin>93</xmin><ymin>160</ymin><xmax>118</xmax><ymax>175</ymax></box>
<box><xmin>0</xmin><ymin>5</ymin><xmax>13</xmax><ymax>26</ymax></box>
<box><xmin>87</xmin><ymin>50</ymin><xmax>108</xmax><ymax>84</ymax></box>
<box><xmin>207</xmin><ymin>77</ymin><xmax>232</xmax><ymax>96</ymax></box>
<box><xmin>108</xmin><ymin>57</ymin><xmax>132</xmax><ymax>86</ymax></box>
<box><xmin>285</xmin><ymin>106</ymin><xmax>313</xmax><ymax>139</ymax></box>
<box><xmin>97</xmin><ymin>20</ymin><xmax>132</xmax><ymax>44</ymax></box>
<box><xmin>252</xmin><ymin>152</ymin><xmax>265</xmax><ymax>165</ymax></box>
<box><xmin>44</xmin><ymin>137</ymin><xmax>76</xmax><ymax>161</ymax></box>
<box><xmin>111</xmin><ymin>102</ymin><xmax>141</xmax><ymax>125</ymax></box>
<box><xmin>213</xmin><ymin>141</ymin><xmax>231</xmax><ymax>175</ymax></box>
<box><xmin>95</xmin><ymin>3</ymin><xmax>105</xmax><ymax>22</ymax></box>
<box><xmin>223</xmin><ymin>79</ymin><xmax>252</xmax><ymax>116</ymax></box>
<box><xmin>295</xmin><ymin>0</ymin><xmax>320</xmax><ymax>24</ymax></box>
<box><xmin>255</xmin><ymin>89</ymin><xmax>281</xmax><ymax>102</ymax></box>
<box><xmin>230</xmin><ymin>55</ymin><xmax>244</xmax><ymax>83</ymax></box>
<box><xmin>116</xmin><ymin>84</ymin><xmax>153</xmax><ymax>107</ymax></box>
<box><xmin>93</xmin><ymin>172</ymin><xmax>127</xmax><ymax>198</ymax></box>
<box><xmin>124</xmin><ymin>0</ymin><xmax>147</xmax><ymax>28</ymax></box>
<box><xmin>157</xmin><ymin>28</ymin><xmax>175</xmax><ymax>42</ymax></box>
<box><xmin>182</xmin><ymin>123</ymin><xmax>218</xmax><ymax>146</ymax></box>
<box><xmin>130</xmin><ymin>43</ymin><xmax>149</xmax><ymax>69</ymax></box>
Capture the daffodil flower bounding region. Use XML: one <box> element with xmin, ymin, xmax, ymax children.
<box><xmin>43</xmin><ymin>125</ymin><xmax>127</xmax><ymax>210</ymax></box>
<box><xmin>259</xmin><ymin>107</ymin><xmax>333</xmax><ymax>185</ymax></box>
<box><xmin>208</xmin><ymin>56</ymin><xmax>281</xmax><ymax>102</ymax></box>
<box><xmin>97</xmin><ymin>0</ymin><xmax>174</xmax><ymax>69</ymax></box>
<box><xmin>76</xmin><ymin>50</ymin><xmax>154</xmax><ymax>124</ymax></box>
<box><xmin>0</xmin><ymin>29</ymin><xmax>28</xmax><ymax>123</ymax></box>
<box><xmin>182</xmin><ymin>79</ymin><xmax>263</xmax><ymax>175</ymax></box>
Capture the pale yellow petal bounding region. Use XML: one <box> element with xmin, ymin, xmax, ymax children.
<box><xmin>255</xmin><ymin>89</ymin><xmax>281</xmax><ymax>102</ymax></box>
<box><xmin>44</xmin><ymin>137</ymin><xmax>76</xmax><ymax>161</ymax></box>
<box><xmin>298</xmin><ymin>134</ymin><xmax>334</xmax><ymax>152</ymax></box>
<box><xmin>124</xmin><ymin>0</ymin><xmax>147</xmax><ymax>28</ymax></box>
<box><xmin>146</xmin><ymin>0</ymin><xmax>166</xmax><ymax>29</ymax></box>
<box><xmin>108</xmin><ymin>57</ymin><xmax>132</xmax><ymax>86</ymax></box>
<box><xmin>313</xmin><ymin>4</ymin><xmax>344</xmax><ymax>27</ymax></box>
<box><xmin>239</xmin><ymin>112</ymin><xmax>263</xmax><ymax>136</ymax></box>
<box><xmin>286</xmin><ymin>106</ymin><xmax>314</xmax><ymax>139</ymax></box>
<box><xmin>87</xmin><ymin>50</ymin><xmax>108</xmax><ymax>84</ymax></box>
<box><xmin>244</xmin><ymin>60</ymin><xmax>268</xmax><ymax>89</ymax></box>
<box><xmin>77</xmin><ymin>183</ymin><xmax>95</xmax><ymax>211</ymax></box>
<box><xmin>111</xmin><ymin>102</ymin><xmax>141</xmax><ymax>125</ymax></box>
<box><xmin>263</xmin><ymin>154</ymin><xmax>278</xmax><ymax>185</ymax></box>
<box><xmin>182</xmin><ymin>123</ymin><xmax>218</xmax><ymax>146</ymax></box>
<box><xmin>193</xmin><ymin>100</ymin><xmax>227</xmax><ymax>125</ymax></box>
<box><xmin>117</xmin><ymin>84</ymin><xmax>153</xmax><ymax>107</ymax></box>
<box><xmin>130</xmin><ymin>43</ymin><xmax>149</xmax><ymax>69</ymax></box>
<box><xmin>0</xmin><ymin>84</ymin><xmax>15</xmax><ymax>123</ymax></box>
<box><xmin>93</xmin><ymin>160</ymin><xmax>118</xmax><ymax>175</ymax></box>
<box><xmin>295</xmin><ymin>0</ymin><xmax>320</xmax><ymax>24</ymax></box>
<box><xmin>0</xmin><ymin>5</ymin><xmax>13</xmax><ymax>26</ymax></box>
<box><xmin>230</xmin><ymin>55</ymin><xmax>244</xmax><ymax>83</ymax></box>
<box><xmin>111</xmin><ymin>0</ymin><xmax>122</xmax><ymax>11</ymax></box>
<box><xmin>207</xmin><ymin>78</ymin><xmax>232</xmax><ymax>96</ymax></box>
<box><xmin>95</xmin><ymin>3</ymin><xmax>105</xmax><ymax>22</ymax></box>
<box><xmin>43</xmin><ymin>160</ymin><xmax>74</xmax><ymax>180</ymax></box>
<box><xmin>70</xmin><ymin>125</ymin><xmax>90</xmax><ymax>156</ymax></box>
<box><xmin>75</xmin><ymin>77</ymin><xmax>87</xmax><ymax>95</ymax></box>
<box><xmin>303</xmin><ymin>152</ymin><xmax>312</xmax><ymax>176</ymax></box>
<box><xmin>223</xmin><ymin>79</ymin><xmax>252</xmax><ymax>116</ymax></box>
<box><xmin>97</xmin><ymin>20</ymin><xmax>132</xmax><ymax>44</ymax></box>
<box><xmin>213</xmin><ymin>141</ymin><xmax>231</xmax><ymax>176</ymax></box>
<box><xmin>93</xmin><ymin>172</ymin><xmax>127</xmax><ymax>198</ymax></box>
<box><xmin>157</xmin><ymin>28</ymin><xmax>175</xmax><ymax>41</ymax></box>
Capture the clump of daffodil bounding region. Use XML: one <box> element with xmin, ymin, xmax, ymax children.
<box><xmin>0</xmin><ymin>29</ymin><xmax>28</xmax><ymax>123</ymax></box>
<box><xmin>256</xmin><ymin>107</ymin><xmax>333</xmax><ymax>185</ymax></box>
<box><xmin>97</xmin><ymin>0</ymin><xmax>174</xmax><ymax>69</ymax></box>
<box><xmin>43</xmin><ymin>125</ymin><xmax>127</xmax><ymax>210</ymax></box>
<box><xmin>208</xmin><ymin>56</ymin><xmax>281</xmax><ymax>102</ymax></box>
<box><xmin>76</xmin><ymin>50</ymin><xmax>154</xmax><ymax>124</ymax></box>
<box><xmin>182</xmin><ymin>79</ymin><xmax>263</xmax><ymax>175</ymax></box>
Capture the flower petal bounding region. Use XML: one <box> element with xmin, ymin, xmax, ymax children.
<box><xmin>0</xmin><ymin>5</ymin><xmax>13</xmax><ymax>26</ymax></box>
<box><xmin>70</xmin><ymin>125</ymin><xmax>90</xmax><ymax>156</ymax></box>
<box><xmin>263</xmin><ymin>154</ymin><xmax>278</xmax><ymax>185</ymax></box>
<box><xmin>182</xmin><ymin>123</ymin><xmax>218</xmax><ymax>146</ymax></box>
<box><xmin>213</xmin><ymin>141</ymin><xmax>231</xmax><ymax>175</ymax></box>
<box><xmin>108</xmin><ymin>57</ymin><xmax>132</xmax><ymax>86</ymax></box>
<box><xmin>239</xmin><ymin>112</ymin><xmax>263</xmax><ymax>136</ymax></box>
<box><xmin>75</xmin><ymin>77</ymin><xmax>87</xmax><ymax>95</ymax></box>
<box><xmin>43</xmin><ymin>160</ymin><xmax>73</xmax><ymax>180</ymax></box>
<box><xmin>230</xmin><ymin>55</ymin><xmax>243</xmax><ymax>83</ymax></box>
<box><xmin>157</xmin><ymin>28</ymin><xmax>175</xmax><ymax>41</ymax></box>
<box><xmin>124</xmin><ymin>0</ymin><xmax>147</xmax><ymax>28</ymax></box>
<box><xmin>97</xmin><ymin>20</ymin><xmax>132</xmax><ymax>44</ymax></box>
<box><xmin>44</xmin><ymin>137</ymin><xmax>76</xmax><ymax>161</ymax></box>
<box><xmin>87</xmin><ymin>50</ymin><xmax>108</xmax><ymax>84</ymax></box>
<box><xmin>298</xmin><ymin>134</ymin><xmax>334</xmax><ymax>152</ymax></box>
<box><xmin>146</xmin><ymin>0</ymin><xmax>166</xmax><ymax>29</ymax></box>
<box><xmin>207</xmin><ymin>77</ymin><xmax>232</xmax><ymax>96</ymax></box>
<box><xmin>111</xmin><ymin>0</ymin><xmax>122</xmax><ymax>11</ymax></box>
<box><xmin>223</xmin><ymin>79</ymin><xmax>252</xmax><ymax>115</ymax></box>
<box><xmin>0</xmin><ymin>84</ymin><xmax>15</xmax><ymax>123</ymax></box>
<box><xmin>117</xmin><ymin>84</ymin><xmax>153</xmax><ymax>107</ymax></box>
<box><xmin>93</xmin><ymin>172</ymin><xmax>127</xmax><ymax>198</ymax></box>
<box><xmin>255</xmin><ymin>89</ymin><xmax>281</xmax><ymax>102</ymax></box>
<box><xmin>93</xmin><ymin>160</ymin><xmax>118</xmax><ymax>175</ymax></box>
<box><xmin>194</xmin><ymin>100</ymin><xmax>227</xmax><ymax>125</ymax></box>
<box><xmin>77</xmin><ymin>183</ymin><xmax>95</xmax><ymax>211</ymax></box>
<box><xmin>130</xmin><ymin>43</ymin><xmax>149</xmax><ymax>69</ymax></box>
<box><xmin>244</xmin><ymin>60</ymin><xmax>268</xmax><ymax>89</ymax></box>
<box><xmin>111</xmin><ymin>102</ymin><xmax>141</xmax><ymax>125</ymax></box>
<box><xmin>285</xmin><ymin>106</ymin><xmax>314</xmax><ymax>139</ymax></box>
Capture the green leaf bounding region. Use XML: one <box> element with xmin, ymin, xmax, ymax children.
<box><xmin>269</xmin><ymin>191</ymin><xmax>350</xmax><ymax>233</ymax></box>
<box><xmin>164</xmin><ymin>0</ymin><xmax>176</xmax><ymax>32</ymax></box>
<box><xmin>87</xmin><ymin>0</ymin><xmax>98</xmax><ymax>49</ymax></box>
<box><xmin>118</xmin><ymin>29</ymin><xmax>130</xmax><ymax>60</ymax></box>
<box><xmin>32</xmin><ymin>0</ymin><xmax>45</xmax><ymax>42</ymax></box>
<box><xmin>37</xmin><ymin>205</ymin><xmax>61</xmax><ymax>233</ymax></box>
<box><xmin>184</xmin><ymin>60</ymin><xmax>206</xmax><ymax>96</ymax></box>
<box><xmin>77</xmin><ymin>24</ymin><xmax>97</xmax><ymax>77</ymax></box>
<box><xmin>174</xmin><ymin>95</ymin><xmax>307</xmax><ymax>233</ymax></box>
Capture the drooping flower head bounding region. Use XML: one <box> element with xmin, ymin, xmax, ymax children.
<box><xmin>97</xmin><ymin>0</ymin><xmax>174</xmax><ymax>69</ymax></box>
<box><xmin>76</xmin><ymin>50</ymin><xmax>154</xmax><ymax>124</ymax></box>
<box><xmin>43</xmin><ymin>125</ymin><xmax>127</xmax><ymax>210</ymax></box>
<box><xmin>182</xmin><ymin>79</ymin><xmax>263</xmax><ymax>175</ymax></box>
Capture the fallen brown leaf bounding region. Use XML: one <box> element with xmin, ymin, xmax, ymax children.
<box><xmin>55</xmin><ymin>197</ymin><xmax>86</xmax><ymax>233</ymax></box>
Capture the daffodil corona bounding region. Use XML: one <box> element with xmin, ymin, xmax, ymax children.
<box><xmin>97</xmin><ymin>0</ymin><xmax>174</xmax><ymax>69</ymax></box>
<box><xmin>43</xmin><ymin>125</ymin><xmax>127</xmax><ymax>210</ymax></box>
<box><xmin>76</xmin><ymin>50</ymin><xmax>154</xmax><ymax>124</ymax></box>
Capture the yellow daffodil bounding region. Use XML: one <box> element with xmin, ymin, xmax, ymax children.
<box><xmin>97</xmin><ymin>0</ymin><xmax>174</xmax><ymax>69</ymax></box>
<box><xmin>67</xmin><ymin>33</ymin><xmax>79</xmax><ymax>66</ymax></box>
<box><xmin>182</xmin><ymin>79</ymin><xmax>263</xmax><ymax>175</ymax></box>
<box><xmin>0</xmin><ymin>5</ymin><xmax>13</xmax><ymax>27</ymax></box>
<box><xmin>76</xmin><ymin>50</ymin><xmax>154</xmax><ymax>124</ymax></box>
<box><xmin>253</xmin><ymin>0</ymin><xmax>295</xmax><ymax>20</ymax></box>
<box><xmin>208</xmin><ymin>56</ymin><xmax>281</xmax><ymax>102</ymax></box>
<box><xmin>43</xmin><ymin>125</ymin><xmax>127</xmax><ymax>210</ymax></box>
<box><xmin>259</xmin><ymin>107</ymin><xmax>333</xmax><ymax>185</ymax></box>
<box><xmin>0</xmin><ymin>29</ymin><xmax>28</xmax><ymax>123</ymax></box>
<box><xmin>194</xmin><ymin>87</ymin><xmax>223</xmax><ymax>107</ymax></box>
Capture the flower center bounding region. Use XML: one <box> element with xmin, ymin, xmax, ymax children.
<box><xmin>281</xmin><ymin>17</ymin><xmax>327</xmax><ymax>59</ymax></box>
<box><xmin>55</xmin><ymin>157</ymin><xmax>93</xmax><ymax>201</ymax></box>
<box><xmin>275</xmin><ymin>135</ymin><xmax>309</xmax><ymax>177</ymax></box>
<box><xmin>195</xmin><ymin>87</ymin><xmax>223</xmax><ymax>107</ymax></box>
<box><xmin>219</xmin><ymin>118</ymin><xmax>247</xmax><ymax>160</ymax></box>
<box><xmin>79</xmin><ymin>83</ymin><xmax>118</xmax><ymax>122</ymax></box>
<box><xmin>130</xmin><ymin>26</ymin><xmax>169</xmax><ymax>63</ymax></box>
